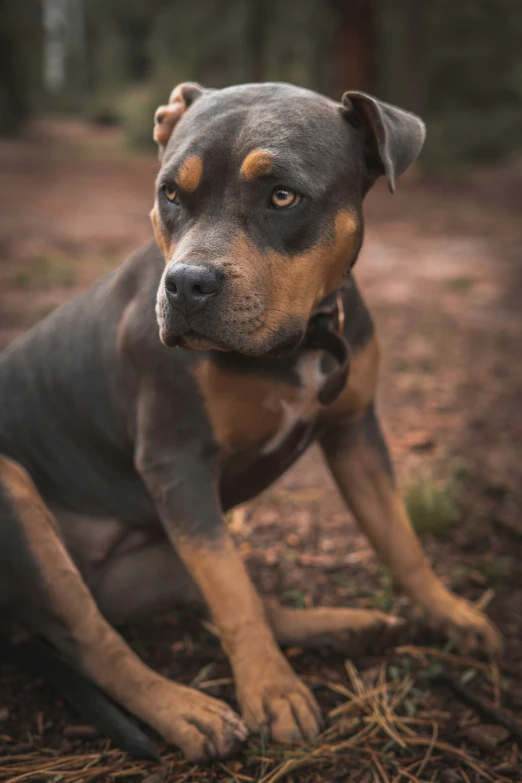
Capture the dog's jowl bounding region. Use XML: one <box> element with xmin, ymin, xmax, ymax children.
<box><xmin>0</xmin><ymin>82</ymin><xmax>501</xmax><ymax>762</ymax></box>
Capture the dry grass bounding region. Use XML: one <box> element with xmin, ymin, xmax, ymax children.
<box><xmin>1</xmin><ymin>645</ymin><xmax>519</xmax><ymax>783</ymax></box>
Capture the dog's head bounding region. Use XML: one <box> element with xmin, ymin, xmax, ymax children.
<box><xmin>151</xmin><ymin>82</ymin><xmax>424</xmax><ymax>355</ymax></box>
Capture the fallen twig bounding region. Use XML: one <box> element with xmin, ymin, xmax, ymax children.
<box><xmin>396</xmin><ymin>645</ymin><xmax>491</xmax><ymax>672</ymax></box>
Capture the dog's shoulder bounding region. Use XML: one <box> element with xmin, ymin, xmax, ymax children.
<box><xmin>0</xmin><ymin>240</ymin><xmax>161</xmax><ymax>365</ymax></box>
<box><xmin>0</xmin><ymin>241</ymin><xmax>170</xmax><ymax>512</ymax></box>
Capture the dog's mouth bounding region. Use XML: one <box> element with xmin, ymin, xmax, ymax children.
<box><xmin>175</xmin><ymin>330</ymin><xmax>228</xmax><ymax>352</ymax></box>
<box><xmin>157</xmin><ymin>287</ymin><xmax>307</xmax><ymax>356</ymax></box>
<box><xmin>261</xmin><ymin>334</ymin><xmax>304</xmax><ymax>358</ymax></box>
<box><xmin>166</xmin><ymin>325</ymin><xmax>304</xmax><ymax>357</ymax></box>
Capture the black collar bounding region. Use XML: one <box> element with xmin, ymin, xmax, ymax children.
<box><xmin>303</xmin><ymin>280</ymin><xmax>351</xmax><ymax>406</ymax></box>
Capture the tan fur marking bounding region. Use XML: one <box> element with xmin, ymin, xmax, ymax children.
<box><xmin>175</xmin><ymin>533</ymin><xmax>271</xmax><ymax>653</ymax></box>
<box><xmin>176</xmin><ymin>532</ymin><xmax>320</xmax><ymax>739</ymax></box>
<box><xmin>153</xmin><ymin>82</ymin><xmax>201</xmax><ymax>151</ymax></box>
<box><xmin>154</xmin><ymin>87</ymin><xmax>187</xmax><ymax>149</ymax></box>
<box><xmin>195</xmin><ymin>360</ymin><xmax>280</xmax><ymax>453</ymax></box>
<box><xmin>224</xmin><ymin>211</ymin><xmax>359</xmax><ymax>349</ymax></box>
<box><xmin>150</xmin><ymin>205</ymin><xmax>173</xmax><ymax>259</ymax></box>
<box><xmin>240</xmin><ymin>149</ymin><xmax>274</xmax><ymax>180</ymax></box>
<box><xmin>335</xmin><ymin>210</ymin><xmax>357</xmax><ymax>236</ymax></box>
<box><xmin>178</xmin><ymin>155</ymin><xmax>203</xmax><ymax>193</ymax></box>
<box><xmin>332</xmin><ymin>211</ymin><xmax>358</xmax><ymax>271</ymax></box>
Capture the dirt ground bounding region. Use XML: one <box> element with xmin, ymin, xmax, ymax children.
<box><xmin>0</xmin><ymin>120</ymin><xmax>521</xmax><ymax>782</ymax></box>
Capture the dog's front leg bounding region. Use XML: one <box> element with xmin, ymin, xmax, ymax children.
<box><xmin>135</xmin><ymin>391</ymin><xmax>321</xmax><ymax>743</ymax></box>
<box><xmin>320</xmin><ymin>404</ymin><xmax>502</xmax><ymax>655</ymax></box>
<box><xmin>0</xmin><ymin>456</ymin><xmax>247</xmax><ymax>762</ymax></box>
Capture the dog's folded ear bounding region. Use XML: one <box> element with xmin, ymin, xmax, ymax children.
<box><xmin>153</xmin><ymin>82</ymin><xmax>203</xmax><ymax>158</ymax></box>
<box><xmin>342</xmin><ymin>91</ymin><xmax>425</xmax><ymax>194</ymax></box>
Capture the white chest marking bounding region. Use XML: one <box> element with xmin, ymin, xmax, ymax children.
<box><xmin>261</xmin><ymin>351</ymin><xmax>324</xmax><ymax>455</ymax></box>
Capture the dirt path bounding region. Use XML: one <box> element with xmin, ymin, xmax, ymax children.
<box><xmin>1</xmin><ymin>121</ymin><xmax>521</xmax><ymax>781</ymax></box>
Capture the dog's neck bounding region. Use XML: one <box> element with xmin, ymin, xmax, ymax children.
<box><xmin>201</xmin><ymin>277</ymin><xmax>352</xmax><ymax>406</ymax></box>
<box><xmin>303</xmin><ymin>276</ymin><xmax>352</xmax><ymax>406</ymax></box>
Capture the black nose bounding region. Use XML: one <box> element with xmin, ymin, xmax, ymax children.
<box><xmin>164</xmin><ymin>263</ymin><xmax>223</xmax><ymax>316</ymax></box>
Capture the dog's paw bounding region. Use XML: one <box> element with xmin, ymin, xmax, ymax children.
<box><xmin>415</xmin><ymin>591</ymin><xmax>502</xmax><ymax>657</ymax></box>
<box><xmin>236</xmin><ymin>653</ymin><xmax>322</xmax><ymax>743</ymax></box>
<box><xmin>163</xmin><ymin>687</ymin><xmax>248</xmax><ymax>762</ymax></box>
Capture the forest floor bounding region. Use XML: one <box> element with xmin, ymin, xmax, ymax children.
<box><xmin>1</xmin><ymin>120</ymin><xmax>521</xmax><ymax>783</ymax></box>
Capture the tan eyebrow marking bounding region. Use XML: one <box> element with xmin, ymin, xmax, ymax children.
<box><xmin>177</xmin><ymin>155</ymin><xmax>203</xmax><ymax>192</ymax></box>
<box><xmin>334</xmin><ymin>210</ymin><xmax>357</xmax><ymax>241</ymax></box>
<box><xmin>240</xmin><ymin>149</ymin><xmax>274</xmax><ymax>180</ymax></box>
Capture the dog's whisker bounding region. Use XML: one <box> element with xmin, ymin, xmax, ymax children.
<box><xmin>257</xmin><ymin>320</ymin><xmax>280</xmax><ymax>335</ymax></box>
<box><xmin>263</xmin><ymin>308</ymin><xmax>295</xmax><ymax>319</ymax></box>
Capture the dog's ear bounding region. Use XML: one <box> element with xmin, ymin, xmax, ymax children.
<box><xmin>153</xmin><ymin>82</ymin><xmax>203</xmax><ymax>159</ymax></box>
<box><xmin>342</xmin><ymin>91</ymin><xmax>425</xmax><ymax>193</ymax></box>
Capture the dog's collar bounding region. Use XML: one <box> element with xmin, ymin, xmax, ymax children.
<box><xmin>303</xmin><ymin>279</ymin><xmax>351</xmax><ymax>406</ymax></box>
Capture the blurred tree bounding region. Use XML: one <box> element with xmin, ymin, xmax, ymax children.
<box><xmin>403</xmin><ymin>0</ymin><xmax>424</xmax><ymax>116</ymax></box>
<box><xmin>330</xmin><ymin>0</ymin><xmax>376</xmax><ymax>94</ymax></box>
<box><xmin>377</xmin><ymin>0</ymin><xmax>522</xmax><ymax>167</ymax></box>
<box><xmin>42</xmin><ymin>0</ymin><xmax>87</xmax><ymax>104</ymax></box>
<box><xmin>265</xmin><ymin>0</ymin><xmax>334</xmax><ymax>94</ymax></box>
<box><xmin>0</xmin><ymin>0</ymin><xmax>42</xmax><ymax>134</ymax></box>
<box><xmin>246</xmin><ymin>0</ymin><xmax>267</xmax><ymax>82</ymax></box>
<box><xmin>2</xmin><ymin>0</ymin><xmax>520</xmax><ymax>167</ymax></box>
<box><xmin>422</xmin><ymin>0</ymin><xmax>522</xmax><ymax>166</ymax></box>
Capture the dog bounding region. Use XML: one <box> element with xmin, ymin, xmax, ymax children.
<box><xmin>0</xmin><ymin>82</ymin><xmax>501</xmax><ymax>762</ymax></box>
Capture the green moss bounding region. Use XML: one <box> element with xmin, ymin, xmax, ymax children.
<box><xmin>405</xmin><ymin>477</ymin><xmax>457</xmax><ymax>537</ymax></box>
<box><xmin>446</xmin><ymin>276</ymin><xmax>475</xmax><ymax>293</ymax></box>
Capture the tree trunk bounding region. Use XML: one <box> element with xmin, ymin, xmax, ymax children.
<box><xmin>246</xmin><ymin>0</ymin><xmax>267</xmax><ymax>83</ymax></box>
<box><xmin>403</xmin><ymin>0</ymin><xmax>424</xmax><ymax>114</ymax></box>
<box><xmin>0</xmin><ymin>0</ymin><xmax>41</xmax><ymax>135</ymax></box>
<box><xmin>333</xmin><ymin>0</ymin><xmax>375</xmax><ymax>95</ymax></box>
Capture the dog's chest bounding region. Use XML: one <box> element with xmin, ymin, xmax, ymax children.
<box><xmin>196</xmin><ymin>352</ymin><xmax>325</xmax><ymax>461</ymax></box>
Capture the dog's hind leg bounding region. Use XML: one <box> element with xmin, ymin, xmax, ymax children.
<box><xmin>264</xmin><ymin>600</ymin><xmax>404</xmax><ymax>654</ymax></box>
<box><xmin>0</xmin><ymin>633</ymin><xmax>158</xmax><ymax>759</ymax></box>
<box><xmin>93</xmin><ymin>536</ymin><xmax>402</xmax><ymax>656</ymax></box>
<box><xmin>0</xmin><ymin>455</ymin><xmax>247</xmax><ymax>761</ymax></box>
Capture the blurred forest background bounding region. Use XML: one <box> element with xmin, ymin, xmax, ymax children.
<box><xmin>1</xmin><ymin>0</ymin><xmax>522</xmax><ymax>168</ymax></box>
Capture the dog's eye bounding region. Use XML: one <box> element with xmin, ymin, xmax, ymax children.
<box><xmin>270</xmin><ymin>187</ymin><xmax>301</xmax><ymax>209</ymax></box>
<box><xmin>163</xmin><ymin>185</ymin><xmax>179</xmax><ymax>204</ymax></box>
